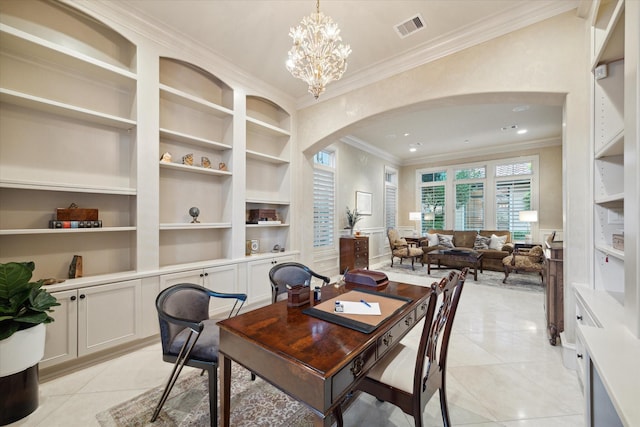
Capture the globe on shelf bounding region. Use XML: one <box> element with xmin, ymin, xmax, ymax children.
<box><xmin>189</xmin><ymin>207</ymin><xmax>200</xmax><ymax>223</ymax></box>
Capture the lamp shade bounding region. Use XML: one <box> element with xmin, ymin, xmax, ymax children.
<box><xmin>409</xmin><ymin>212</ymin><xmax>422</xmax><ymax>221</ymax></box>
<box><xmin>519</xmin><ymin>210</ymin><xmax>538</xmax><ymax>222</ymax></box>
<box><xmin>423</xmin><ymin>212</ymin><xmax>435</xmax><ymax>221</ymax></box>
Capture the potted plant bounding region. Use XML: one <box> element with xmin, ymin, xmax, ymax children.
<box><xmin>0</xmin><ymin>261</ymin><xmax>59</xmax><ymax>424</ymax></box>
<box><xmin>345</xmin><ymin>206</ymin><xmax>363</xmax><ymax>235</ymax></box>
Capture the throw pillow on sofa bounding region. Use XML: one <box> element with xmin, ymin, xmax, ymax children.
<box><xmin>425</xmin><ymin>233</ymin><xmax>439</xmax><ymax>246</ymax></box>
<box><xmin>489</xmin><ymin>234</ymin><xmax>507</xmax><ymax>250</ymax></box>
<box><xmin>437</xmin><ymin>234</ymin><xmax>455</xmax><ymax>248</ymax></box>
<box><xmin>473</xmin><ymin>235</ymin><xmax>491</xmax><ymax>250</ymax></box>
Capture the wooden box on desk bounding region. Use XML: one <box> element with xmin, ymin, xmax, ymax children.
<box><xmin>344</xmin><ymin>269</ymin><xmax>389</xmax><ymax>290</ymax></box>
<box><xmin>287</xmin><ymin>285</ymin><xmax>310</xmax><ymax>307</ymax></box>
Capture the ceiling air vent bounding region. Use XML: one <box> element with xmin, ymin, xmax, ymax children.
<box><xmin>394</xmin><ymin>14</ymin><xmax>425</xmax><ymax>39</ymax></box>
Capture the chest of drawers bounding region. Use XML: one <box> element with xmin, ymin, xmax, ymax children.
<box><xmin>340</xmin><ymin>236</ymin><xmax>369</xmax><ymax>273</ymax></box>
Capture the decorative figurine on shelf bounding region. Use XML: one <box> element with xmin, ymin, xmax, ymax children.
<box><xmin>160</xmin><ymin>152</ymin><xmax>172</xmax><ymax>163</ymax></box>
<box><xmin>182</xmin><ymin>153</ymin><xmax>194</xmax><ymax>166</ymax></box>
<box><xmin>201</xmin><ymin>156</ymin><xmax>212</xmax><ymax>168</ymax></box>
<box><xmin>218</xmin><ymin>162</ymin><xmax>227</xmax><ymax>171</ymax></box>
<box><xmin>68</xmin><ymin>255</ymin><xmax>83</xmax><ymax>279</ymax></box>
<box><xmin>189</xmin><ymin>206</ymin><xmax>200</xmax><ymax>223</ymax></box>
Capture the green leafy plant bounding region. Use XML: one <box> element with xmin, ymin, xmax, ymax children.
<box><xmin>345</xmin><ymin>206</ymin><xmax>363</xmax><ymax>230</ymax></box>
<box><xmin>0</xmin><ymin>262</ymin><xmax>59</xmax><ymax>341</ymax></box>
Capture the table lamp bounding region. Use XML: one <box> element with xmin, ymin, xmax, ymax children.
<box><xmin>518</xmin><ymin>210</ymin><xmax>538</xmax><ymax>243</ymax></box>
<box><xmin>409</xmin><ymin>212</ymin><xmax>421</xmax><ymax>236</ymax></box>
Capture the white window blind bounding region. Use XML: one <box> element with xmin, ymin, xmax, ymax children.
<box><xmin>421</xmin><ymin>185</ymin><xmax>445</xmax><ymax>230</ymax></box>
<box><xmin>455</xmin><ymin>182</ymin><xmax>484</xmax><ymax>230</ymax></box>
<box><xmin>385</xmin><ymin>184</ymin><xmax>397</xmax><ymax>229</ymax></box>
<box><xmin>496</xmin><ymin>178</ymin><xmax>532</xmax><ymax>241</ymax></box>
<box><xmin>313</xmin><ymin>166</ymin><xmax>335</xmax><ymax>248</ymax></box>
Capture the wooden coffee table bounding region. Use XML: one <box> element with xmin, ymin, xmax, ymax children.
<box><xmin>426</xmin><ymin>249</ymin><xmax>483</xmax><ymax>281</ymax></box>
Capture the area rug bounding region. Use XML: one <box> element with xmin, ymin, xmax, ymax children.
<box><xmin>375</xmin><ymin>262</ymin><xmax>543</xmax><ymax>293</ymax></box>
<box><xmin>96</xmin><ymin>364</ymin><xmax>315</xmax><ymax>426</ymax></box>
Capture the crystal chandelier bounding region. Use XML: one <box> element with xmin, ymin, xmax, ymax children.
<box><xmin>286</xmin><ymin>0</ymin><xmax>351</xmax><ymax>99</ymax></box>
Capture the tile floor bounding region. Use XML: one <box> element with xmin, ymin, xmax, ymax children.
<box><xmin>10</xmin><ymin>267</ymin><xmax>584</xmax><ymax>426</ymax></box>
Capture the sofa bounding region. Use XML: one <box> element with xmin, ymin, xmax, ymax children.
<box><xmin>420</xmin><ymin>229</ymin><xmax>514</xmax><ymax>271</ymax></box>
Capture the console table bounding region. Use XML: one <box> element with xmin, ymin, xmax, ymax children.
<box><xmin>218</xmin><ymin>281</ymin><xmax>432</xmax><ymax>426</ymax></box>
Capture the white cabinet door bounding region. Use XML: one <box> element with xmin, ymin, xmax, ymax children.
<box><xmin>78</xmin><ymin>279</ymin><xmax>142</xmax><ymax>357</ymax></box>
<box><xmin>203</xmin><ymin>264</ymin><xmax>239</xmax><ymax>317</ymax></box>
<box><xmin>41</xmin><ymin>289</ymin><xmax>78</xmax><ymax>369</ymax></box>
<box><xmin>160</xmin><ymin>269</ymin><xmax>206</xmax><ymax>290</ymax></box>
<box><xmin>247</xmin><ymin>256</ymin><xmax>295</xmax><ymax>305</ymax></box>
<box><xmin>140</xmin><ymin>276</ymin><xmax>160</xmax><ymax>338</ymax></box>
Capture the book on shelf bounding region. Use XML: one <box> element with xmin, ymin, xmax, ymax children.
<box><xmin>49</xmin><ymin>220</ymin><xmax>103</xmax><ymax>229</ymax></box>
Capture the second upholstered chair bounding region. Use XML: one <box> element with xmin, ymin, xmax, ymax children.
<box><xmin>387</xmin><ymin>227</ymin><xmax>424</xmax><ymax>270</ymax></box>
<box><xmin>268</xmin><ymin>262</ymin><xmax>330</xmax><ymax>303</ymax></box>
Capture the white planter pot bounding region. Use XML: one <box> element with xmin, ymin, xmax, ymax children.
<box><xmin>0</xmin><ymin>323</ymin><xmax>46</xmax><ymax>377</ymax></box>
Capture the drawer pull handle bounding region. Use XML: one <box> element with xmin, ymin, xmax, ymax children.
<box><xmin>70</xmin><ymin>295</ymin><xmax>76</xmax><ymax>301</ymax></box>
<box><xmin>350</xmin><ymin>357</ymin><xmax>364</xmax><ymax>377</ymax></box>
<box><xmin>383</xmin><ymin>333</ymin><xmax>393</xmax><ymax>346</ymax></box>
<box><xmin>577</xmin><ymin>353</ymin><xmax>583</xmax><ymax>359</ymax></box>
<box><xmin>405</xmin><ymin>316</ymin><xmax>413</xmax><ymax>326</ymax></box>
<box><xmin>576</xmin><ymin>315</ymin><xmax>583</xmax><ymax>321</ymax></box>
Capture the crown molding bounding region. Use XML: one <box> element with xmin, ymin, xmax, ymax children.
<box><xmin>296</xmin><ymin>1</ymin><xmax>580</xmax><ymax>109</ymax></box>
<box><xmin>402</xmin><ymin>137</ymin><xmax>562</xmax><ymax>167</ymax></box>
<box><xmin>340</xmin><ymin>136</ymin><xmax>402</xmax><ymax>166</ymax></box>
<box><xmin>67</xmin><ymin>0</ymin><xmax>296</xmax><ymax>110</ymax></box>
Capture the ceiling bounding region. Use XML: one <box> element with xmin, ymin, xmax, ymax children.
<box><xmin>122</xmin><ymin>0</ymin><xmax>578</xmax><ymax>163</ymax></box>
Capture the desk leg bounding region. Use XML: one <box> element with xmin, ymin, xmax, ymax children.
<box><xmin>220</xmin><ymin>354</ymin><xmax>231</xmax><ymax>427</ymax></box>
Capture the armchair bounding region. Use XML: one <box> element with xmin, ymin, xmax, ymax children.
<box><xmin>502</xmin><ymin>245</ymin><xmax>544</xmax><ymax>284</ymax></box>
<box><xmin>387</xmin><ymin>228</ymin><xmax>424</xmax><ymax>270</ymax></box>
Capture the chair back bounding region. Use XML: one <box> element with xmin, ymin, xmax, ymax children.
<box><xmin>269</xmin><ymin>262</ymin><xmax>330</xmax><ymax>303</ymax></box>
<box><xmin>415</xmin><ymin>268</ymin><xmax>467</xmax><ymax>405</ymax></box>
<box><xmin>156</xmin><ymin>284</ymin><xmax>210</xmax><ymax>356</ymax></box>
<box><xmin>387</xmin><ymin>227</ymin><xmax>403</xmax><ymax>250</ymax></box>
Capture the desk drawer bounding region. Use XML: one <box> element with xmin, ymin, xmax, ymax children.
<box><xmin>377</xmin><ymin>308</ymin><xmax>417</xmax><ymax>357</ymax></box>
<box><xmin>332</xmin><ymin>343</ymin><xmax>377</xmax><ymax>402</ymax></box>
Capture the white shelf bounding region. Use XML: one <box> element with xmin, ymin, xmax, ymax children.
<box><xmin>0</xmin><ymin>179</ymin><xmax>136</xmax><ymax>195</ymax></box>
<box><xmin>246</xmin><ymin>223</ymin><xmax>289</xmax><ymax>228</ymax></box>
<box><xmin>159</xmin><ymin>128</ymin><xmax>231</xmax><ymax>151</ymax></box>
<box><xmin>595</xmin><ymin>242</ymin><xmax>624</xmax><ymax>261</ymax></box>
<box><xmin>246</xmin><ymin>199</ymin><xmax>290</xmax><ymax>205</ymax></box>
<box><xmin>159</xmin><ymin>84</ymin><xmax>233</xmax><ymax>118</ymax></box>
<box><xmin>246</xmin><ymin>150</ymin><xmax>289</xmax><ymax>164</ymax></box>
<box><xmin>595</xmin><ymin>129</ymin><xmax>625</xmax><ymax>158</ymax></box>
<box><xmin>159</xmin><ymin>161</ymin><xmax>232</xmax><ymax>176</ymax></box>
<box><xmin>0</xmin><ymin>24</ymin><xmax>136</xmax><ymax>83</ymax></box>
<box><xmin>246</xmin><ymin>116</ymin><xmax>291</xmax><ymax>137</ymax></box>
<box><xmin>159</xmin><ymin>223</ymin><xmax>232</xmax><ymax>230</ymax></box>
<box><xmin>0</xmin><ymin>88</ymin><xmax>136</xmax><ymax>130</ymax></box>
<box><xmin>0</xmin><ymin>227</ymin><xmax>136</xmax><ymax>236</ymax></box>
<box><xmin>594</xmin><ymin>193</ymin><xmax>624</xmax><ymax>205</ymax></box>
<box><xmin>591</xmin><ymin>0</ymin><xmax>625</xmax><ymax>70</ymax></box>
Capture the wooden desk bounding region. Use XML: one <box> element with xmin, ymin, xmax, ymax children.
<box><xmin>218</xmin><ymin>282</ymin><xmax>432</xmax><ymax>426</ymax></box>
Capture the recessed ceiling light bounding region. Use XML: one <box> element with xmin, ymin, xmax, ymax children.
<box><xmin>517</xmin><ymin>129</ymin><xmax>528</xmax><ymax>134</ymax></box>
<box><xmin>464</xmin><ymin>139</ymin><xmax>470</xmax><ymax>144</ymax></box>
<box><xmin>501</xmin><ymin>124</ymin><xmax>518</xmax><ymax>131</ymax></box>
<box><xmin>512</xmin><ymin>105</ymin><xmax>530</xmax><ymax>112</ymax></box>
<box><xmin>404</xmin><ymin>133</ymin><xmax>410</xmax><ymax>137</ymax></box>
<box><xmin>409</xmin><ymin>147</ymin><xmax>417</xmax><ymax>152</ymax></box>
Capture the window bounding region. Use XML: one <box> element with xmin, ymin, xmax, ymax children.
<box><xmin>417</xmin><ymin>157</ymin><xmax>537</xmax><ymax>235</ymax></box>
<box><xmin>313</xmin><ymin>150</ymin><xmax>335</xmax><ymax>248</ymax></box>
<box><xmin>384</xmin><ymin>167</ymin><xmax>398</xmax><ymax>229</ymax></box>
<box><xmin>420</xmin><ymin>184</ymin><xmax>445</xmax><ymax>231</ymax></box>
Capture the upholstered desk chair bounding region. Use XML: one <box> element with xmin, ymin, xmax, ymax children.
<box><xmin>151</xmin><ymin>283</ymin><xmax>247</xmax><ymax>427</ymax></box>
<box><xmin>340</xmin><ymin>268</ymin><xmax>467</xmax><ymax>427</ymax></box>
<box><xmin>387</xmin><ymin>227</ymin><xmax>424</xmax><ymax>270</ymax></box>
<box><xmin>502</xmin><ymin>245</ymin><xmax>544</xmax><ymax>284</ymax></box>
<box><xmin>268</xmin><ymin>262</ymin><xmax>330</xmax><ymax>303</ymax></box>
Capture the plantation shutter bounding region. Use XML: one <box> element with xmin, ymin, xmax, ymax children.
<box><xmin>385</xmin><ymin>184</ymin><xmax>397</xmax><ymax>229</ymax></box>
<box><xmin>496</xmin><ymin>178</ymin><xmax>532</xmax><ymax>241</ymax></box>
<box><xmin>455</xmin><ymin>182</ymin><xmax>484</xmax><ymax>230</ymax></box>
<box><xmin>313</xmin><ymin>167</ymin><xmax>335</xmax><ymax>248</ymax></box>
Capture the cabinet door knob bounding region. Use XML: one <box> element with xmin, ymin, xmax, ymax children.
<box><xmin>70</xmin><ymin>295</ymin><xmax>76</xmax><ymax>301</ymax></box>
<box><xmin>204</xmin><ymin>272</ymin><xmax>208</xmax><ymax>277</ymax></box>
<box><xmin>200</xmin><ymin>273</ymin><xmax>204</xmax><ymax>277</ymax></box>
<box><xmin>79</xmin><ymin>294</ymin><xmax>86</xmax><ymax>299</ymax></box>
<box><xmin>576</xmin><ymin>315</ymin><xmax>583</xmax><ymax>321</ymax></box>
<box><xmin>577</xmin><ymin>353</ymin><xmax>583</xmax><ymax>359</ymax></box>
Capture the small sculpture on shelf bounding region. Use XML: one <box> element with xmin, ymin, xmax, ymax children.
<box><xmin>201</xmin><ymin>156</ymin><xmax>212</xmax><ymax>168</ymax></box>
<box><xmin>182</xmin><ymin>153</ymin><xmax>194</xmax><ymax>166</ymax></box>
<box><xmin>189</xmin><ymin>206</ymin><xmax>200</xmax><ymax>223</ymax></box>
<box><xmin>68</xmin><ymin>255</ymin><xmax>83</xmax><ymax>279</ymax></box>
<box><xmin>160</xmin><ymin>152</ymin><xmax>172</xmax><ymax>163</ymax></box>
<box><xmin>218</xmin><ymin>162</ymin><xmax>227</xmax><ymax>171</ymax></box>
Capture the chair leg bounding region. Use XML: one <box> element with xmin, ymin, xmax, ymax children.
<box><xmin>208</xmin><ymin>366</ymin><xmax>217</xmax><ymax>427</ymax></box>
<box><xmin>411</xmin><ymin>257</ymin><xmax>415</xmax><ymax>270</ymax></box>
<box><xmin>502</xmin><ymin>267</ymin><xmax>510</xmax><ymax>284</ymax></box>
<box><xmin>439</xmin><ymin>386</ymin><xmax>451</xmax><ymax>427</ymax></box>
